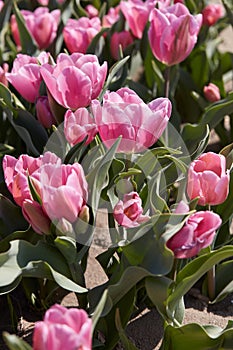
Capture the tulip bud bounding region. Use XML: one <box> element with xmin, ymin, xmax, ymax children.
<box><xmin>203</xmin><ymin>83</ymin><xmax>221</xmax><ymax>102</ymax></box>
<box><xmin>22</xmin><ymin>199</ymin><xmax>51</xmax><ymax>235</ymax></box>
<box><xmin>202</xmin><ymin>4</ymin><xmax>224</xmax><ymax>26</ymax></box>
<box><xmin>36</xmin><ymin>96</ymin><xmax>57</xmax><ymax>128</ymax></box>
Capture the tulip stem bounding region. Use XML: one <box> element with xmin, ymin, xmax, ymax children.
<box><xmin>207</xmin><ymin>266</ymin><xmax>215</xmax><ymax>301</ymax></box>
<box><xmin>164</xmin><ymin>66</ymin><xmax>171</xmax><ymax>99</ymax></box>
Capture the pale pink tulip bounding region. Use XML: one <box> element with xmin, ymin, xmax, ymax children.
<box><xmin>63</xmin><ymin>17</ymin><xmax>101</xmax><ymax>54</ymax></box>
<box><xmin>40</xmin><ymin>53</ymin><xmax>107</xmax><ymax>110</ymax></box>
<box><xmin>85</xmin><ymin>4</ymin><xmax>99</xmax><ymax>18</ymax></box>
<box><xmin>64</xmin><ymin>108</ymin><xmax>97</xmax><ymax>145</ymax></box>
<box><xmin>33</xmin><ymin>304</ymin><xmax>92</xmax><ymax>350</ymax></box>
<box><xmin>203</xmin><ymin>83</ymin><xmax>221</xmax><ymax>102</ymax></box>
<box><xmin>114</xmin><ymin>192</ymin><xmax>150</xmax><ymax>228</ymax></box>
<box><xmin>11</xmin><ymin>8</ymin><xmax>60</xmax><ymax>50</ymax></box>
<box><xmin>110</xmin><ymin>30</ymin><xmax>134</xmax><ymax>60</ymax></box>
<box><xmin>202</xmin><ymin>4</ymin><xmax>224</xmax><ymax>26</ymax></box>
<box><xmin>6</xmin><ymin>54</ymin><xmax>43</xmax><ymax>103</ymax></box>
<box><xmin>36</xmin><ymin>96</ymin><xmax>57</xmax><ymax>128</ymax></box>
<box><xmin>92</xmin><ymin>87</ymin><xmax>172</xmax><ymax>152</ymax></box>
<box><xmin>166</xmin><ymin>202</ymin><xmax>222</xmax><ymax>258</ymax></box>
<box><xmin>0</xmin><ymin>63</ymin><xmax>9</xmax><ymax>87</ymax></box>
<box><xmin>187</xmin><ymin>152</ymin><xmax>230</xmax><ymax>206</ymax></box>
<box><xmin>120</xmin><ymin>0</ymin><xmax>155</xmax><ymax>39</ymax></box>
<box><xmin>102</xmin><ymin>6</ymin><xmax>120</xmax><ymax>28</ymax></box>
<box><xmin>148</xmin><ymin>3</ymin><xmax>202</xmax><ymax>66</ymax></box>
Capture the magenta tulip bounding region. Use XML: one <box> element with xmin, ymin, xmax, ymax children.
<box><xmin>203</xmin><ymin>83</ymin><xmax>221</xmax><ymax>102</ymax></box>
<box><xmin>33</xmin><ymin>304</ymin><xmax>92</xmax><ymax>350</ymax></box>
<box><xmin>166</xmin><ymin>203</ymin><xmax>222</xmax><ymax>258</ymax></box>
<box><xmin>187</xmin><ymin>152</ymin><xmax>230</xmax><ymax>206</ymax></box>
<box><xmin>110</xmin><ymin>30</ymin><xmax>134</xmax><ymax>60</ymax></box>
<box><xmin>120</xmin><ymin>0</ymin><xmax>155</xmax><ymax>39</ymax></box>
<box><xmin>36</xmin><ymin>96</ymin><xmax>57</xmax><ymax>128</ymax></box>
<box><xmin>114</xmin><ymin>192</ymin><xmax>150</xmax><ymax>228</ymax></box>
<box><xmin>92</xmin><ymin>87</ymin><xmax>171</xmax><ymax>152</ymax></box>
<box><xmin>148</xmin><ymin>3</ymin><xmax>202</xmax><ymax>66</ymax></box>
<box><xmin>64</xmin><ymin>108</ymin><xmax>97</xmax><ymax>146</ymax></box>
<box><xmin>41</xmin><ymin>53</ymin><xmax>107</xmax><ymax>110</ymax></box>
<box><xmin>202</xmin><ymin>4</ymin><xmax>224</xmax><ymax>26</ymax></box>
<box><xmin>63</xmin><ymin>17</ymin><xmax>101</xmax><ymax>54</ymax></box>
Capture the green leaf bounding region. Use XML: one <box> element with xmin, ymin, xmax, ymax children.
<box><xmin>91</xmin><ymin>290</ymin><xmax>108</xmax><ymax>333</ymax></box>
<box><xmin>211</xmin><ymin>260</ymin><xmax>233</xmax><ymax>303</ymax></box>
<box><xmin>222</xmin><ymin>0</ymin><xmax>233</xmax><ymax>27</ymax></box>
<box><xmin>115</xmin><ymin>308</ymin><xmax>139</xmax><ymax>350</ymax></box>
<box><xmin>0</xmin><ymin>83</ymin><xmax>14</xmax><ymax>109</ymax></box>
<box><xmin>87</xmin><ymin>27</ymin><xmax>108</xmax><ymax>55</ymax></box>
<box><xmin>3</xmin><ymin>332</ymin><xmax>32</xmax><ymax>350</ymax></box>
<box><xmin>181</xmin><ymin>123</ymin><xmax>209</xmax><ymax>158</ymax></box>
<box><xmin>0</xmin><ymin>0</ymin><xmax>13</xmax><ymax>32</ymax></box>
<box><xmin>54</xmin><ymin>236</ymin><xmax>77</xmax><ymax>264</ymax></box>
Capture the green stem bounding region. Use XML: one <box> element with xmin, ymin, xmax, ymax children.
<box><xmin>164</xmin><ymin>66</ymin><xmax>171</xmax><ymax>145</ymax></box>
<box><xmin>207</xmin><ymin>204</ymin><xmax>215</xmax><ymax>300</ymax></box>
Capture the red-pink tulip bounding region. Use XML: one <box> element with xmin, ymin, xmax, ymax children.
<box><xmin>102</xmin><ymin>6</ymin><xmax>120</xmax><ymax>28</ymax></box>
<box><xmin>187</xmin><ymin>152</ymin><xmax>230</xmax><ymax>206</ymax></box>
<box><xmin>148</xmin><ymin>3</ymin><xmax>202</xmax><ymax>66</ymax></box>
<box><xmin>202</xmin><ymin>4</ymin><xmax>224</xmax><ymax>26</ymax></box>
<box><xmin>63</xmin><ymin>17</ymin><xmax>101</xmax><ymax>54</ymax></box>
<box><xmin>11</xmin><ymin>8</ymin><xmax>60</xmax><ymax>50</ymax></box>
<box><xmin>33</xmin><ymin>304</ymin><xmax>92</xmax><ymax>350</ymax></box>
<box><xmin>64</xmin><ymin>108</ymin><xmax>97</xmax><ymax>146</ymax></box>
<box><xmin>203</xmin><ymin>83</ymin><xmax>221</xmax><ymax>102</ymax></box>
<box><xmin>36</xmin><ymin>96</ymin><xmax>57</xmax><ymax>128</ymax></box>
<box><xmin>166</xmin><ymin>202</ymin><xmax>222</xmax><ymax>258</ymax></box>
<box><xmin>110</xmin><ymin>30</ymin><xmax>134</xmax><ymax>60</ymax></box>
<box><xmin>41</xmin><ymin>53</ymin><xmax>107</xmax><ymax>110</ymax></box>
<box><xmin>92</xmin><ymin>87</ymin><xmax>172</xmax><ymax>152</ymax></box>
<box><xmin>114</xmin><ymin>192</ymin><xmax>150</xmax><ymax>228</ymax></box>
<box><xmin>120</xmin><ymin>0</ymin><xmax>155</xmax><ymax>39</ymax></box>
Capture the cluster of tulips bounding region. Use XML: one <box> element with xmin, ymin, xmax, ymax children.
<box><xmin>0</xmin><ymin>0</ymin><xmax>233</xmax><ymax>349</ymax></box>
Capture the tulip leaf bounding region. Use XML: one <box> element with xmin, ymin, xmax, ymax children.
<box><xmin>181</xmin><ymin>123</ymin><xmax>209</xmax><ymax>158</ymax></box>
<box><xmin>115</xmin><ymin>308</ymin><xmax>140</xmax><ymax>350</ymax></box>
<box><xmin>3</xmin><ymin>332</ymin><xmax>32</xmax><ymax>350</ymax></box>
<box><xmin>87</xmin><ymin>28</ymin><xmax>108</xmax><ymax>55</ymax></box>
<box><xmin>0</xmin><ymin>83</ymin><xmax>14</xmax><ymax>109</ymax></box>
<box><xmin>210</xmin><ymin>260</ymin><xmax>233</xmax><ymax>303</ymax></box>
<box><xmin>0</xmin><ymin>0</ymin><xmax>13</xmax><ymax>33</ymax></box>
<box><xmin>222</xmin><ymin>0</ymin><xmax>233</xmax><ymax>27</ymax></box>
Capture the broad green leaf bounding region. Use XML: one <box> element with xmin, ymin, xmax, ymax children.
<box><xmin>0</xmin><ymin>83</ymin><xmax>14</xmax><ymax>109</ymax></box>
<box><xmin>3</xmin><ymin>332</ymin><xmax>32</xmax><ymax>350</ymax></box>
<box><xmin>0</xmin><ymin>0</ymin><xmax>13</xmax><ymax>32</ymax></box>
<box><xmin>54</xmin><ymin>236</ymin><xmax>77</xmax><ymax>264</ymax></box>
<box><xmin>115</xmin><ymin>308</ymin><xmax>139</xmax><ymax>350</ymax></box>
<box><xmin>211</xmin><ymin>260</ymin><xmax>233</xmax><ymax>303</ymax></box>
<box><xmin>181</xmin><ymin>123</ymin><xmax>209</xmax><ymax>158</ymax></box>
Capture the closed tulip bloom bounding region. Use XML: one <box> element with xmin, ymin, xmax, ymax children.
<box><xmin>202</xmin><ymin>4</ymin><xmax>224</xmax><ymax>26</ymax></box>
<box><xmin>148</xmin><ymin>3</ymin><xmax>202</xmax><ymax>66</ymax></box>
<box><xmin>187</xmin><ymin>152</ymin><xmax>230</xmax><ymax>206</ymax></box>
<box><xmin>166</xmin><ymin>208</ymin><xmax>222</xmax><ymax>259</ymax></box>
<box><xmin>64</xmin><ymin>108</ymin><xmax>97</xmax><ymax>146</ymax></box>
<box><xmin>22</xmin><ymin>199</ymin><xmax>51</xmax><ymax>235</ymax></box>
<box><xmin>120</xmin><ymin>0</ymin><xmax>155</xmax><ymax>39</ymax></box>
<box><xmin>114</xmin><ymin>192</ymin><xmax>150</xmax><ymax>228</ymax></box>
<box><xmin>63</xmin><ymin>17</ymin><xmax>101</xmax><ymax>54</ymax></box>
<box><xmin>92</xmin><ymin>87</ymin><xmax>172</xmax><ymax>153</ymax></box>
<box><xmin>203</xmin><ymin>83</ymin><xmax>221</xmax><ymax>102</ymax></box>
<box><xmin>36</xmin><ymin>96</ymin><xmax>57</xmax><ymax>128</ymax></box>
<box><xmin>41</xmin><ymin>53</ymin><xmax>107</xmax><ymax>110</ymax></box>
<box><xmin>33</xmin><ymin>304</ymin><xmax>92</xmax><ymax>350</ymax></box>
<box><xmin>110</xmin><ymin>31</ymin><xmax>134</xmax><ymax>60</ymax></box>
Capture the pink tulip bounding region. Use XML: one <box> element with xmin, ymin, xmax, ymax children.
<box><xmin>63</xmin><ymin>17</ymin><xmax>101</xmax><ymax>54</ymax></box>
<box><xmin>102</xmin><ymin>6</ymin><xmax>120</xmax><ymax>28</ymax></box>
<box><xmin>22</xmin><ymin>199</ymin><xmax>51</xmax><ymax>235</ymax></box>
<box><xmin>41</xmin><ymin>53</ymin><xmax>107</xmax><ymax>110</ymax></box>
<box><xmin>36</xmin><ymin>96</ymin><xmax>57</xmax><ymax>128</ymax></box>
<box><xmin>166</xmin><ymin>202</ymin><xmax>222</xmax><ymax>258</ymax></box>
<box><xmin>64</xmin><ymin>108</ymin><xmax>97</xmax><ymax>146</ymax></box>
<box><xmin>0</xmin><ymin>63</ymin><xmax>9</xmax><ymax>87</ymax></box>
<box><xmin>33</xmin><ymin>304</ymin><xmax>92</xmax><ymax>350</ymax></box>
<box><xmin>148</xmin><ymin>3</ymin><xmax>202</xmax><ymax>66</ymax></box>
<box><xmin>6</xmin><ymin>54</ymin><xmax>44</xmax><ymax>103</ymax></box>
<box><xmin>92</xmin><ymin>87</ymin><xmax>172</xmax><ymax>153</ymax></box>
<box><xmin>110</xmin><ymin>30</ymin><xmax>134</xmax><ymax>60</ymax></box>
<box><xmin>203</xmin><ymin>83</ymin><xmax>221</xmax><ymax>102</ymax></box>
<box><xmin>187</xmin><ymin>152</ymin><xmax>230</xmax><ymax>206</ymax></box>
<box><xmin>0</xmin><ymin>1</ymin><xmax>4</xmax><ymax>11</ymax></box>
<box><xmin>114</xmin><ymin>192</ymin><xmax>150</xmax><ymax>228</ymax></box>
<box><xmin>85</xmin><ymin>4</ymin><xmax>99</xmax><ymax>18</ymax></box>
<box><xmin>202</xmin><ymin>4</ymin><xmax>224</xmax><ymax>26</ymax></box>
<box><xmin>120</xmin><ymin>0</ymin><xmax>155</xmax><ymax>39</ymax></box>
<box><xmin>11</xmin><ymin>8</ymin><xmax>60</xmax><ymax>50</ymax></box>
<box><xmin>37</xmin><ymin>0</ymin><xmax>49</xmax><ymax>5</ymax></box>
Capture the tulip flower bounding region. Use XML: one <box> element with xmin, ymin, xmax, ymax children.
<box><xmin>11</xmin><ymin>8</ymin><xmax>60</xmax><ymax>50</ymax></box>
<box><xmin>36</xmin><ymin>96</ymin><xmax>57</xmax><ymax>128</ymax></box>
<box><xmin>102</xmin><ymin>6</ymin><xmax>120</xmax><ymax>28</ymax></box>
<box><xmin>120</xmin><ymin>0</ymin><xmax>155</xmax><ymax>39</ymax></box>
<box><xmin>187</xmin><ymin>152</ymin><xmax>230</xmax><ymax>206</ymax></box>
<box><xmin>114</xmin><ymin>192</ymin><xmax>150</xmax><ymax>228</ymax></box>
<box><xmin>91</xmin><ymin>87</ymin><xmax>172</xmax><ymax>153</ymax></box>
<box><xmin>110</xmin><ymin>31</ymin><xmax>134</xmax><ymax>60</ymax></box>
<box><xmin>148</xmin><ymin>3</ymin><xmax>202</xmax><ymax>66</ymax></box>
<box><xmin>0</xmin><ymin>63</ymin><xmax>9</xmax><ymax>87</ymax></box>
<box><xmin>202</xmin><ymin>4</ymin><xmax>224</xmax><ymax>26</ymax></box>
<box><xmin>166</xmin><ymin>203</ymin><xmax>222</xmax><ymax>259</ymax></box>
<box><xmin>64</xmin><ymin>108</ymin><xmax>98</xmax><ymax>146</ymax></box>
<box><xmin>0</xmin><ymin>1</ymin><xmax>4</xmax><ymax>11</ymax></box>
<box><xmin>63</xmin><ymin>17</ymin><xmax>101</xmax><ymax>54</ymax></box>
<box><xmin>33</xmin><ymin>304</ymin><xmax>92</xmax><ymax>350</ymax></box>
<box><xmin>203</xmin><ymin>83</ymin><xmax>221</xmax><ymax>102</ymax></box>
<box><xmin>41</xmin><ymin>53</ymin><xmax>107</xmax><ymax>110</ymax></box>
<box><xmin>85</xmin><ymin>4</ymin><xmax>99</xmax><ymax>18</ymax></box>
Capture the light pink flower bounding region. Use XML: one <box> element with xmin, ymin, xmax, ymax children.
<box><xmin>110</xmin><ymin>30</ymin><xmax>134</xmax><ymax>60</ymax></box>
<box><xmin>85</xmin><ymin>4</ymin><xmax>99</xmax><ymax>18</ymax></box>
<box><xmin>166</xmin><ymin>202</ymin><xmax>222</xmax><ymax>258</ymax></box>
<box><xmin>33</xmin><ymin>304</ymin><xmax>92</xmax><ymax>350</ymax></box>
<box><xmin>11</xmin><ymin>8</ymin><xmax>60</xmax><ymax>50</ymax></box>
<box><xmin>187</xmin><ymin>152</ymin><xmax>230</xmax><ymax>206</ymax></box>
<box><xmin>0</xmin><ymin>1</ymin><xmax>4</xmax><ymax>11</ymax></box>
<box><xmin>64</xmin><ymin>108</ymin><xmax>97</xmax><ymax>145</ymax></box>
<box><xmin>102</xmin><ymin>6</ymin><xmax>120</xmax><ymax>28</ymax></box>
<box><xmin>63</xmin><ymin>17</ymin><xmax>101</xmax><ymax>54</ymax></box>
<box><xmin>203</xmin><ymin>83</ymin><xmax>221</xmax><ymax>102</ymax></box>
<box><xmin>148</xmin><ymin>3</ymin><xmax>202</xmax><ymax>66</ymax></box>
<box><xmin>202</xmin><ymin>4</ymin><xmax>224</xmax><ymax>26</ymax></box>
<box><xmin>37</xmin><ymin>0</ymin><xmax>49</xmax><ymax>5</ymax></box>
<box><xmin>114</xmin><ymin>192</ymin><xmax>150</xmax><ymax>228</ymax></box>
<box><xmin>92</xmin><ymin>87</ymin><xmax>172</xmax><ymax>153</ymax></box>
<box><xmin>36</xmin><ymin>96</ymin><xmax>57</xmax><ymax>128</ymax></box>
<box><xmin>120</xmin><ymin>0</ymin><xmax>155</xmax><ymax>39</ymax></box>
<box><xmin>41</xmin><ymin>53</ymin><xmax>107</xmax><ymax>110</ymax></box>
